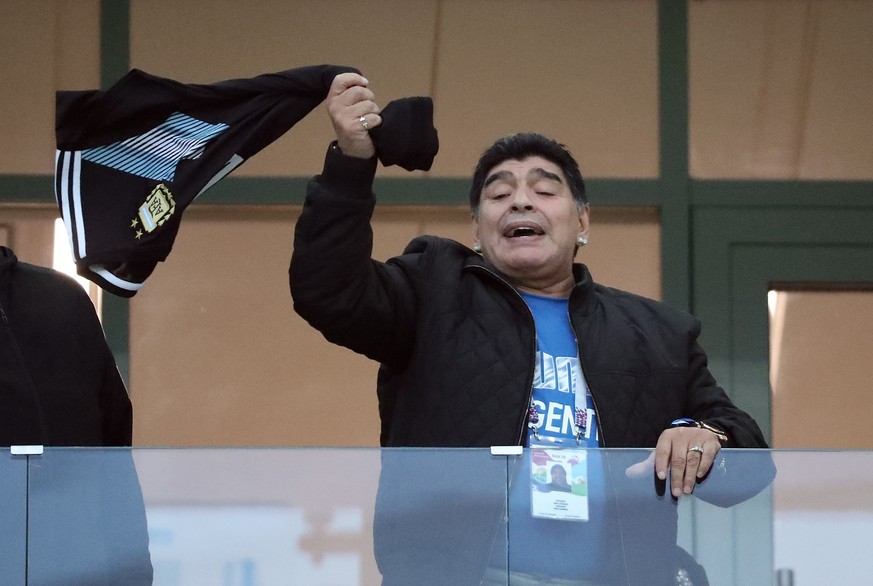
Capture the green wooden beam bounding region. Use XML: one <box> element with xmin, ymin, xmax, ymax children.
<box><xmin>11</xmin><ymin>174</ymin><xmax>872</xmax><ymax>210</ymax></box>
<box><xmin>693</xmin><ymin>179</ymin><xmax>873</xmax><ymax>208</ymax></box>
<box><xmin>99</xmin><ymin>0</ymin><xmax>131</xmax><ymax>384</ymax></box>
<box><xmin>189</xmin><ymin>176</ymin><xmax>662</xmax><ymax>207</ymax></box>
<box><xmin>658</xmin><ymin>0</ymin><xmax>691</xmax><ymax>311</ymax></box>
<box><xmin>100</xmin><ymin>0</ymin><xmax>130</xmax><ymax>89</ymax></box>
<box><xmin>0</xmin><ymin>176</ymin><xmax>55</xmax><ymax>203</ymax></box>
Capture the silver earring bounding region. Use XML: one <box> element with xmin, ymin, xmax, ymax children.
<box><xmin>473</xmin><ymin>243</ymin><xmax>482</xmax><ymax>253</ymax></box>
<box><xmin>577</xmin><ymin>237</ymin><xmax>588</xmax><ymax>247</ymax></box>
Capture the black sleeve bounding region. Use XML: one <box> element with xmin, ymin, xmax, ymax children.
<box><xmin>681</xmin><ymin>320</ymin><xmax>776</xmax><ymax>507</ymax></box>
<box><xmin>684</xmin><ymin>320</ymin><xmax>769</xmax><ymax>449</ymax></box>
<box><xmin>99</xmin><ymin>357</ymin><xmax>133</xmax><ymax>446</ymax></box>
<box><xmin>70</xmin><ymin>286</ymin><xmax>133</xmax><ymax>447</ymax></box>
<box><xmin>0</xmin><ymin>300</ymin><xmax>49</xmax><ymax>446</ymax></box>
<box><xmin>290</xmin><ymin>143</ymin><xmax>420</xmax><ymax>367</ymax></box>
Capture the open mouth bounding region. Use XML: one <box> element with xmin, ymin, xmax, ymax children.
<box><xmin>503</xmin><ymin>223</ymin><xmax>545</xmax><ymax>238</ymax></box>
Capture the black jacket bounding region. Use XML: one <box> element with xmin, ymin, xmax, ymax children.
<box><xmin>0</xmin><ymin>246</ymin><xmax>132</xmax><ymax>446</ymax></box>
<box><xmin>0</xmin><ymin>247</ymin><xmax>151</xmax><ymax>583</ymax></box>
<box><xmin>290</xmin><ymin>145</ymin><xmax>767</xmax><ymax>451</ymax></box>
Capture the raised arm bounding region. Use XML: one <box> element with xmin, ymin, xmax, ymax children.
<box><xmin>290</xmin><ymin>74</ymin><xmax>418</xmax><ymax>367</ymax></box>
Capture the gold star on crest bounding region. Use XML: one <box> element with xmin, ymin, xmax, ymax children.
<box><xmin>135</xmin><ymin>229</ymin><xmax>143</xmax><ymax>239</ymax></box>
<box><xmin>131</xmin><ymin>218</ymin><xmax>139</xmax><ymax>228</ymax></box>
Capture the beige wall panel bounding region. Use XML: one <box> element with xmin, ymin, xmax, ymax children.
<box><xmin>54</xmin><ymin>0</ymin><xmax>102</xmax><ymax>90</ymax></box>
<box><xmin>0</xmin><ymin>205</ymin><xmax>57</xmax><ymax>267</ymax></box>
<box><xmin>130</xmin><ymin>0</ymin><xmax>658</xmax><ymax>181</ymax></box>
<box><xmin>432</xmin><ymin>0</ymin><xmax>659</xmax><ymax>179</ymax></box>
<box><xmin>799</xmin><ymin>3</ymin><xmax>873</xmax><ymax>179</ymax></box>
<box><xmin>419</xmin><ymin>207</ymin><xmax>474</xmax><ymax>244</ymax></box>
<box><xmin>129</xmin><ymin>206</ymin><xmax>380</xmax><ymax>447</ymax></box>
<box><xmin>369</xmin><ymin>208</ymin><xmax>445</xmax><ymax>262</ymax></box>
<box><xmin>0</xmin><ymin>0</ymin><xmax>100</xmax><ymax>175</ymax></box>
<box><xmin>582</xmin><ymin>207</ymin><xmax>660</xmax><ymax>300</ymax></box>
<box><xmin>771</xmin><ymin>291</ymin><xmax>873</xmax><ymax>449</ymax></box>
<box><xmin>690</xmin><ymin>2</ymin><xmax>807</xmax><ymax>179</ymax></box>
<box><xmin>130</xmin><ymin>0</ymin><xmax>439</xmax><ymax>179</ymax></box>
<box><xmin>131</xmin><ymin>205</ymin><xmax>659</xmax><ymax>446</ymax></box>
<box><xmin>690</xmin><ymin>1</ymin><xmax>873</xmax><ymax>180</ymax></box>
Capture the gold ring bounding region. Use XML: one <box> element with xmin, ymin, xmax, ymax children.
<box><xmin>688</xmin><ymin>445</ymin><xmax>704</xmax><ymax>454</ymax></box>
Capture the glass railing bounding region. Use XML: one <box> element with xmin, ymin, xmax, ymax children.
<box><xmin>2</xmin><ymin>447</ymin><xmax>871</xmax><ymax>585</ymax></box>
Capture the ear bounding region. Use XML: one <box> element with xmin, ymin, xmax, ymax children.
<box><xmin>577</xmin><ymin>205</ymin><xmax>591</xmax><ymax>241</ymax></box>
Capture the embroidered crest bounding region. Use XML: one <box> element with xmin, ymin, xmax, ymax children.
<box><xmin>132</xmin><ymin>184</ymin><xmax>176</xmax><ymax>239</ymax></box>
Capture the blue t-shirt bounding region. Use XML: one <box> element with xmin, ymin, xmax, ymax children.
<box><xmin>507</xmin><ymin>291</ymin><xmax>606</xmax><ymax>580</ymax></box>
<box><xmin>522</xmin><ymin>292</ymin><xmax>599</xmax><ymax>447</ymax></box>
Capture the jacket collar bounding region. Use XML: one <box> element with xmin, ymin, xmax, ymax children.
<box><xmin>463</xmin><ymin>250</ymin><xmax>598</xmax><ymax>314</ymax></box>
<box><xmin>570</xmin><ymin>263</ymin><xmax>598</xmax><ymax>316</ymax></box>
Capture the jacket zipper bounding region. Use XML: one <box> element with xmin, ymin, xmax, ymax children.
<box><xmin>568</xmin><ymin>306</ymin><xmax>607</xmax><ymax>447</ymax></box>
<box><xmin>468</xmin><ymin>265</ymin><xmax>537</xmax><ymax>447</ymax></box>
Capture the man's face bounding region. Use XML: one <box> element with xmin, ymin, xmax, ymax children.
<box><xmin>473</xmin><ymin>156</ymin><xmax>589</xmax><ymax>289</ymax></box>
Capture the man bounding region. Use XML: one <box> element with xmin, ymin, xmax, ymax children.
<box><xmin>290</xmin><ymin>73</ymin><xmax>769</xmax><ymax>584</ymax></box>
<box><xmin>1</xmin><ymin>245</ymin><xmax>152</xmax><ymax>584</ymax></box>
<box><xmin>547</xmin><ymin>464</ymin><xmax>573</xmax><ymax>493</ymax></box>
<box><xmin>1</xmin><ymin>246</ymin><xmax>132</xmax><ymax>446</ymax></box>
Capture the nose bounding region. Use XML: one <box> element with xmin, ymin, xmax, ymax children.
<box><xmin>510</xmin><ymin>187</ymin><xmax>534</xmax><ymax>211</ymax></box>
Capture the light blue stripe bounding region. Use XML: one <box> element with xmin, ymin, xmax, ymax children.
<box><xmin>88</xmin><ymin>121</ymin><xmax>220</xmax><ymax>176</ymax></box>
<box><xmin>82</xmin><ymin>112</ymin><xmax>228</xmax><ymax>181</ymax></box>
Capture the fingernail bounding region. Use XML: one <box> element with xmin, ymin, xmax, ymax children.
<box><xmin>657</xmin><ymin>470</ymin><xmax>666</xmax><ymax>480</ymax></box>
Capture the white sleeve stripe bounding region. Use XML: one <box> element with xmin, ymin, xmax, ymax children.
<box><xmin>71</xmin><ymin>151</ymin><xmax>86</xmax><ymax>258</ymax></box>
<box><xmin>89</xmin><ymin>265</ymin><xmax>144</xmax><ymax>292</ymax></box>
<box><xmin>56</xmin><ymin>150</ymin><xmax>78</xmax><ymax>259</ymax></box>
<box><xmin>53</xmin><ymin>150</ymin><xmax>60</xmax><ymax>206</ymax></box>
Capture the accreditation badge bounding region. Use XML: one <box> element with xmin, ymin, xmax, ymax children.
<box><xmin>529</xmin><ymin>441</ymin><xmax>589</xmax><ymax>522</ymax></box>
